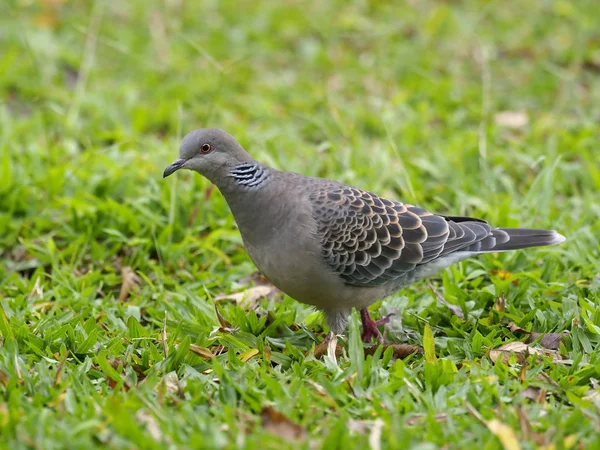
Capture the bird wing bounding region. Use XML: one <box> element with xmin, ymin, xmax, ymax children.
<box><xmin>310</xmin><ymin>186</ymin><xmax>495</xmax><ymax>287</ymax></box>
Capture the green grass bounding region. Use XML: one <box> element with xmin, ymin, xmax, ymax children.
<box><xmin>1</xmin><ymin>0</ymin><xmax>600</xmax><ymax>448</ymax></box>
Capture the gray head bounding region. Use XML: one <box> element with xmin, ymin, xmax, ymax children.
<box><xmin>163</xmin><ymin>129</ymin><xmax>254</xmax><ymax>182</ymax></box>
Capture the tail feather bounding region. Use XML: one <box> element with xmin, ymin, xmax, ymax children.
<box><xmin>466</xmin><ymin>227</ymin><xmax>566</xmax><ymax>253</ymax></box>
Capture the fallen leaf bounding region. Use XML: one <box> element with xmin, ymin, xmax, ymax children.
<box><xmin>313</xmin><ymin>341</ymin><xmax>343</xmax><ymax>360</ymax></box>
<box><xmin>494</xmin><ymin>111</ymin><xmax>529</xmax><ymax>129</ymax></box>
<box><xmin>520</xmin><ymin>386</ymin><xmax>545</xmax><ymax>403</ymax></box>
<box><xmin>189</xmin><ymin>344</ymin><xmax>214</xmax><ymax>359</ymax></box>
<box><xmin>429</xmin><ymin>283</ymin><xmax>464</xmax><ymax>319</ymax></box>
<box><xmin>489</xmin><ymin>341</ymin><xmax>562</xmax><ymax>364</ymax></box>
<box><xmin>526</xmin><ymin>332</ymin><xmax>567</xmax><ymax>350</ymax></box>
<box><xmin>215</xmin><ymin>285</ymin><xmax>280</xmax><ymax>310</ymax></box>
<box><xmin>507</xmin><ymin>322</ymin><xmax>526</xmax><ymax>333</ymax></box>
<box><xmin>260</xmin><ymin>407</ymin><xmax>306</xmax><ymax>440</ymax></box>
<box><xmin>507</xmin><ymin>322</ymin><xmax>568</xmax><ymax>350</ymax></box>
<box><xmin>305</xmin><ymin>379</ymin><xmax>329</xmax><ymax>398</ymax></box>
<box><xmin>364</xmin><ymin>344</ymin><xmax>422</xmax><ymax>359</ymax></box>
<box><xmin>119</xmin><ymin>266</ymin><xmax>140</xmax><ymax>301</ymax></box>
<box><xmin>486</xmin><ymin>419</ymin><xmax>521</xmax><ymax>450</ymax></box>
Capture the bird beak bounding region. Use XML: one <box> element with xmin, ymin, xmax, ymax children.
<box><xmin>163</xmin><ymin>158</ymin><xmax>186</xmax><ymax>178</ymax></box>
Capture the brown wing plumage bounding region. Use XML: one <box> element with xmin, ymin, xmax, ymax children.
<box><xmin>310</xmin><ymin>187</ymin><xmax>495</xmax><ymax>287</ymax></box>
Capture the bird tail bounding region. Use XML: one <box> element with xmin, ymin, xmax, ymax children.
<box><xmin>468</xmin><ymin>228</ymin><xmax>566</xmax><ymax>252</ymax></box>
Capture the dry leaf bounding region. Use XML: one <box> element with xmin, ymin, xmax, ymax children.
<box><xmin>305</xmin><ymin>379</ymin><xmax>329</xmax><ymax>398</ymax></box>
<box><xmin>214</xmin><ymin>305</ymin><xmax>232</xmax><ymax>330</ymax></box>
<box><xmin>486</xmin><ymin>419</ymin><xmax>521</xmax><ymax>450</ymax></box>
<box><xmin>364</xmin><ymin>344</ymin><xmax>422</xmax><ymax>360</ymax></box>
<box><xmin>119</xmin><ymin>266</ymin><xmax>140</xmax><ymax>301</ymax></box>
<box><xmin>520</xmin><ymin>386</ymin><xmax>545</xmax><ymax>403</ymax></box>
<box><xmin>189</xmin><ymin>344</ymin><xmax>215</xmax><ymax>359</ymax></box>
<box><xmin>260</xmin><ymin>407</ymin><xmax>307</xmax><ymax>440</ymax></box>
<box><xmin>215</xmin><ymin>285</ymin><xmax>280</xmax><ymax>309</ymax></box>
<box><xmin>429</xmin><ymin>283</ymin><xmax>464</xmax><ymax>319</ymax></box>
<box><xmin>53</xmin><ymin>350</ymin><xmax>69</xmax><ymax>386</ymax></box>
<box><xmin>526</xmin><ymin>332</ymin><xmax>567</xmax><ymax>350</ymax></box>
<box><xmin>263</xmin><ymin>344</ymin><xmax>271</xmax><ymax>363</ymax></box>
<box><xmin>489</xmin><ymin>341</ymin><xmax>562</xmax><ymax>364</ymax></box>
<box><xmin>494</xmin><ymin>111</ymin><xmax>529</xmax><ymax>129</ymax></box>
<box><xmin>507</xmin><ymin>322</ymin><xmax>568</xmax><ymax>350</ymax></box>
<box><xmin>518</xmin><ymin>347</ymin><xmax>529</xmax><ymax>381</ymax></box>
<box><xmin>496</xmin><ymin>292</ymin><xmax>506</xmax><ymax>312</ymax></box>
<box><xmin>28</xmin><ymin>276</ymin><xmax>43</xmax><ymax>300</ymax></box>
<box><xmin>313</xmin><ymin>341</ymin><xmax>343</xmax><ymax>360</ymax></box>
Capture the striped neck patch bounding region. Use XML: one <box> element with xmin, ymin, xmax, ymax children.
<box><xmin>229</xmin><ymin>162</ymin><xmax>270</xmax><ymax>189</ymax></box>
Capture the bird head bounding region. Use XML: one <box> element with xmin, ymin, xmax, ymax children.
<box><xmin>163</xmin><ymin>128</ymin><xmax>253</xmax><ymax>181</ymax></box>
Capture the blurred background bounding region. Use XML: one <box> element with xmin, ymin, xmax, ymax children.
<box><xmin>1</xmin><ymin>0</ymin><xmax>600</xmax><ymax>447</ymax></box>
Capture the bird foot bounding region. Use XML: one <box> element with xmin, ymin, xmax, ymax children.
<box><xmin>360</xmin><ymin>308</ymin><xmax>394</xmax><ymax>343</ymax></box>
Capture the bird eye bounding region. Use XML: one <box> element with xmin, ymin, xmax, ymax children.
<box><xmin>200</xmin><ymin>143</ymin><xmax>211</xmax><ymax>154</ymax></box>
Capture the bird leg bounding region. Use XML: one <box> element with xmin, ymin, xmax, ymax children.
<box><xmin>321</xmin><ymin>331</ymin><xmax>335</xmax><ymax>346</ymax></box>
<box><xmin>360</xmin><ymin>308</ymin><xmax>394</xmax><ymax>343</ymax></box>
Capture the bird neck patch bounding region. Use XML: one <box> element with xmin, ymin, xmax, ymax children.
<box><xmin>229</xmin><ymin>162</ymin><xmax>270</xmax><ymax>189</ymax></box>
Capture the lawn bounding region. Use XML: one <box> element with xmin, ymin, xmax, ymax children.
<box><xmin>1</xmin><ymin>0</ymin><xmax>600</xmax><ymax>448</ymax></box>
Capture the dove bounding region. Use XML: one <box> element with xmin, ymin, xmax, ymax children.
<box><xmin>164</xmin><ymin>129</ymin><xmax>565</xmax><ymax>342</ymax></box>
